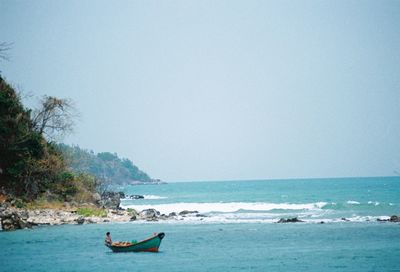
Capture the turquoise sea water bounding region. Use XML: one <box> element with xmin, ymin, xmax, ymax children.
<box><xmin>122</xmin><ymin>177</ymin><xmax>400</xmax><ymax>223</ymax></box>
<box><xmin>1</xmin><ymin>177</ymin><xmax>400</xmax><ymax>271</ymax></box>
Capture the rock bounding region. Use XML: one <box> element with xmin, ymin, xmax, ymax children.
<box><xmin>86</xmin><ymin>218</ymin><xmax>96</xmax><ymax>224</ymax></box>
<box><xmin>139</xmin><ymin>209</ymin><xmax>160</xmax><ymax>219</ymax></box>
<box><xmin>377</xmin><ymin>218</ymin><xmax>388</xmax><ymax>222</ymax></box>
<box><xmin>111</xmin><ymin>210</ymin><xmax>124</xmax><ymax>215</ymax></box>
<box><xmin>390</xmin><ymin>215</ymin><xmax>400</xmax><ymax>222</ymax></box>
<box><xmin>125</xmin><ymin>195</ymin><xmax>144</xmax><ymax>199</ymax></box>
<box><xmin>100</xmin><ymin>192</ymin><xmax>121</xmax><ymax>209</ymax></box>
<box><xmin>139</xmin><ymin>209</ymin><xmax>160</xmax><ymax>221</ymax></box>
<box><xmin>92</xmin><ymin>193</ymin><xmax>101</xmax><ymax>203</ymax></box>
<box><xmin>1</xmin><ymin>210</ymin><xmax>31</xmax><ymax>231</ymax></box>
<box><xmin>179</xmin><ymin>210</ymin><xmax>198</xmax><ymax>216</ymax></box>
<box><xmin>75</xmin><ymin>216</ymin><xmax>85</xmax><ymax>224</ymax></box>
<box><xmin>118</xmin><ymin>192</ymin><xmax>125</xmax><ymax>198</ymax></box>
<box><xmin>0</xmin><ymin>201</ymin><xmax>10</xmax><ymax>211</ymax></box>
<box><xmin>341</xmin><ymin>218</ymin><xmax>350</xmax><ymax>222</ymax></box>
<box><xmin>196</xmin><ymin>214</ymin><xmax>207</xmax><ymax>218</ymax></box>
<box><xmin>319</xmin><ymin>221</ymin><xmax>325</xmax><ymax>224</ymax></box>
<box><xmin>18</xmin><ymin>210</ymin><xmax>29</xmax><ymax>220</ymax></box>
<box><xmin>130</xmin><ymin>215</ymin><xmax>137</xmax><ymax>221</ymax></box>
<box><xmin>277</xmin><ymin>217</ymin><xmax>304</xmax><ymax>223</ymax></box>
<box><xmin>168</xmin><ymin>212</ymin><xmax>177</xmax><ymax>217</ymax></box>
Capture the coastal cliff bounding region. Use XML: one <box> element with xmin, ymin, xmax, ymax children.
<box><xmin>0</xmin><ymin>75</ymin><xmax>161</xmax><ymax>230</ymax></box>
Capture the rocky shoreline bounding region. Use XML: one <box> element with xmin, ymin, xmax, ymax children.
<box><xmin>0</xmin><ymin>202</ymin><xmax>203</xmax><ymax>231</ymax></box>
<box><xmin>2</xmin><ymin>203</ymin><xmax>400</xmax><ymax>231</ymax></box>
<box><xmin>1</xmin><ymin>191</ymin><xmax>399</xmax><ymax>231</ymax></box>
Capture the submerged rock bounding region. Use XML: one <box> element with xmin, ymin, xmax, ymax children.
<box><xmin>179</xmin><ymin>210</ymin><xmax>198</xmax><ymax>216</ymax></box>
<box><xmin>277</xmin><ymin>217</ymin><xmax>304</xmax><ymax>223</ymax></box>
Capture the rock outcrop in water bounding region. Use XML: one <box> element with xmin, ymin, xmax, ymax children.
<box><xmin>124</xmin><ymin>194</ymin><xmax>145</xmax><ymax>199</ymax></box>
<box><xmin>277</xmin><ymin>217</ymin><xmax>304</xmax><ymax>223</ymax></box>
<box><xmin>377</xmin><ymin>215</ymin><xmax>400</xmax><ymax>223</ymax></box>
<box><xmin>179</xmin><ymin>210</ymin><xmax>198</xmax><ymax>216</ymax></box>
<box><xmin>389</xmin><ymin>215</ymin><xmax>399</xmax><ymax>222</ymax></box>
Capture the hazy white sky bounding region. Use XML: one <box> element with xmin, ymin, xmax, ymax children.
<box><xmin>1</xmin><ymin>0</ymin><xmax>399</xmax><ymax>181</ymax></box>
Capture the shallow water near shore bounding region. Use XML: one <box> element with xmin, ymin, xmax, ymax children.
<box><xmin>1</xmin><ymin>177</ymin><xmax>400</xmax><ymax>271</ymax></box>
<box><xmin>1</xmin><ymin>222</ymin><xmax>400</xmax><ymax>271</ymax></box>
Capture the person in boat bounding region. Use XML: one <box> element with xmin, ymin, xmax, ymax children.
<box><xmin>105</xmin><ymin>232</ymin><xmax>112</xmax><ymax>246</ymax></box>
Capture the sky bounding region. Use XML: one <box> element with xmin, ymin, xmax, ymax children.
<box><xmin>1</xmin><ymin>0</ymin><xmax>399</xmax><ymax>181</ymax></box>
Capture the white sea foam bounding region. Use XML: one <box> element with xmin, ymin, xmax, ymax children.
<box><xmin>346</xmin><ymin>200</ymin><xmax>360</xmax><ymax>205</ymax></box>
<box><xmin>367</xmin><ymin>201</ymin><xmax>380</xmax><ymax>206</ymax></box>
<box><xmin>126</xmin><ymin>214</ymin><xmax>391</xmax><ymax>225</ymax></box>
<box><xmin>143</xmin><ymin>195</ymin><xmax>167</xmax><ymax>200</ymax></box>
<box><xmin>121</xmin><ymin>201</ymin><xmax>328</xmax><ymax>214</ymax></box>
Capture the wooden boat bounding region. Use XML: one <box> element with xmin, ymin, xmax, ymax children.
<box><xmin>106</xmin><ymin>232</ymin><xmax>165</xmax><ymax>253</ymax></box>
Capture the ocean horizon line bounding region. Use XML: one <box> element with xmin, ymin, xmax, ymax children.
<box><xmin>164</xmin><ymin>175</ymin><xmax>399</xmax><ymax>184</ymax></box>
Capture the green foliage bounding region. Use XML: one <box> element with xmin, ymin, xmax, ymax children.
<box><xmin>0</xmin><ymin>76</ymin><xmax>96</xmax><ymax>201</ymax></box>
<box><xmin>0</xmin><ymin>75</ymin><xmax>149</xmax><ymax>205</ymax></box>
<box><xmin>52</xmin><ymin>171</ymin><xmax>78</xmax><ymax>198</ymax></box>
<box><xmin>57</xmin><ymin>144</ymin><xmax>151</xmax><ymax>190</ymax></box>
<box><xmin>0</xmin><ymin>76</ymin><xmax>47</xmax><ymax>195</ymax></box>
<box><xmin>77</xmin><ymin>207</ymin><xmax>107</xmax><ymax>217</ymax></box>
<box><xmin>14</xmin><ymin>198</ymin><xmax>26</xmax><ymax>208</ymax></box>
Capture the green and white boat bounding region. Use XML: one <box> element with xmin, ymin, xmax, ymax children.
<box><xmin>106</xmin><ymin>233</ymin><xmax>165</xmax><ymax>253</ymax></box>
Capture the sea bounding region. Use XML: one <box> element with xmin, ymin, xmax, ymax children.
<box><xmin>1</xmin><ymin>177</ymin><xmax>399</xmax><ymax>271</ymax></box>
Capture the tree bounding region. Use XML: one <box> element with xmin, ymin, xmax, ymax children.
<box><xmin>0</xmin><ymin>77</ymin><xmax>79</xmax><ymax>197</ymax></box>
<box><xmin>0</xmin><ymin>76</ymin><xmax>45</xmax><ymax>194</ymax></box>
<box><xmin>32</xmin><ymin>96</ymin><xmax>77</xmax><ymax>141</ymax></box>
<box><xmin>0</xmin><ymin>42</ymin><xmax>12</xmax><ymax>62</ymax></box>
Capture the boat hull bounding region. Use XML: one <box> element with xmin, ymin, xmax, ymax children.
<box><xmin>106</xmin><ymin>233</ymin><xmax>165</xmax><ymax>253</ymax></box>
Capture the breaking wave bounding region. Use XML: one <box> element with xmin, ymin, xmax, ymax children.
<box><xmin>121</xmin><ymin>202</ymin><xmax>328</xmax><ymax>215</ymax></box>
<box><xmin>346</xmin><ymin>201</ymin><xmax>360</xmax><ymax>205</ymax></box>
<box><xmin>143</xmin><ymin>195</ymin><xmax>167</xmax><ymax>200</ymax></box>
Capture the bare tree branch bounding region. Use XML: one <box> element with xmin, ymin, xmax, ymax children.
<box><xmin>0</xmin><ymin>42</ymin><xmax>13</xmax><ymax>61</ymax></box>
<box><xmin>32</xmin><ymin>96</ymin><xmax>78</xmax><ymax>141</ymax></box>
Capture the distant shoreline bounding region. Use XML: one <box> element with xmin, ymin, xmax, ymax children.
<box><xmin>165</xmin><ymin>175</ymin><xmax>399</xmax><ymax>184</ymax></box>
